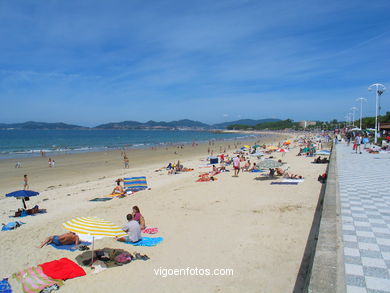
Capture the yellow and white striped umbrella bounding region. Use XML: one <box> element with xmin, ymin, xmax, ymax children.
<box><xmin>62</xmin><ymin>216</ymin><xmax>127</xmax><ymax>238</ymax></box>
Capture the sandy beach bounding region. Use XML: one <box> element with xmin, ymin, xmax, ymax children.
<box><xmin>0</xmin><ymin>133</ymin><xmax>328</xmax><ymax>293</ymax></box>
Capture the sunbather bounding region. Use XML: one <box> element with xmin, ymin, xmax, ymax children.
<box><xmin>116</xmin><ymin>214</ymin><xmax>141</xmax><ymax>243</ymax></box>
<box><xmin>242</xmin><ymin>160</ymin><xmax>251</xmax><ymax>172</ymax></box>
<box><xmin>112</xmin><ymin>179</ymin><xmax>124</xmax><ymax>195</ymax></box>
<box><xmin>275</xmin><ymin>167</ymin><xmax>285</xmax><ymax>176</ymax></box>
<box><xmin>38</xmin><ymin>232</ymin><xmax>79</xmax><ymax>248</ymax></box>
<box><xmin>249</xmin><ymin>162</ymin><xmax>258</xmax><ymax>171</ymax></box>
<box><xmin>283</xmin><ymin>172</ymin><xmax>304</xmax><ymax>179</ymax></box>
<box><xmin>132</xmin><ymin>206</ymin><xmax>146</xmax><ymax>230</ymax></box>
<box><xmin>210</xmin><ymin>165</ymin><xmax>219</xmax><ymax>176</ymax></box>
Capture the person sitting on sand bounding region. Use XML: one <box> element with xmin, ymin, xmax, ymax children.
<box><xmin>112</xmin><ymin>179</ymin><xmax>124</xmax><ymax>195</ymax></box>
<box><xmin>269</xmin><ymin>168</ymin><xmax>275</xmax><ymax>178</ymax></box>
<box><xmin>116</xmin><ymin>214</ymin><xmax>141</xmax><ymax>243</ymax></box>
<box><xmin>242</xmin><ymin>160</ymin><xmax>251</xmax><ymax>172</ymax></box>
<box><xmin>219</xmin><ymin>161</ymin><xmax>226</xmax><ymax>172</ymax></box>
<box><xmin>210</xmin><ymin>165</ymin><xmax>219</xmax><ymax>176</ymax></box>
<box><xmin>275</xmin><ymin>167</ymin><xmax>285</xmax><ymax>176</ymax></box>
<box><xmin>132</xmin><ymin>206</ymin><xmax>146</xmax><ymax>230</ymax></box>
<box><xmin>249</xmin><ymin>162</ymin><xmax>258</xmax><ymax>171</ymax></box>
<box><xmin>39</xmin><ymin>232</ymin><xmax>79</xmax><ymax>248</ymax></box>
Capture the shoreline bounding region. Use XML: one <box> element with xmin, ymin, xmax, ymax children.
<box><xmin>0</xmin><ymin>133</ymin><xmax>287</xmax><ymax>195</ymax></box>
<box><xmin>0</xmin><ymin>130</ymin><xmax>261</xmax><ymax>160</ymax></box>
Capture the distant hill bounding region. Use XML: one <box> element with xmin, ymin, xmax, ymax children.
<box><xmin>212</xmin><ymin>118</ymin><xmax>280</xmax><ymax>129</ymax></box>
<box><xmin>0</xmin><ymin>121</ymin><xmax>87</xmax><ymax>130</ymax></box>
<box><xmin>95</xmin><ymin>119</ymin><xmax>210</xmax><ymax>130</ymax></box>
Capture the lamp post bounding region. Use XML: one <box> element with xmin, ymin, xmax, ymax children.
<box><xmin>356</xmin><ymin>97</ymin><xmax>367</xmax><ymax>130</ymax></box>
<box><xmin>368</xmin><ymin>83</ymin><xmax>386</xmax><ymax>143</ymax></box>
<box><xmin>351</xmin><ymin>107</ymin><xmax>358</xmax><ymax>127</ymax></box>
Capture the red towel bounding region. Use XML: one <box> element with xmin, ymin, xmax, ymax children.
<box><xmin>39</xmin><ymin>258</ymin><xmax>86</xmax><ymax>280</ymax></box>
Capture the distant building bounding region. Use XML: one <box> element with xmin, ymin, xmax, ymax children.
<box><xmin>298</xmin><ymin>121</ymin><xmax>317</xmax><ymax>128</ymax></box>
<box><xmin>380</xmin><ymin>123</ymin><xmax>390</xmax><ymax>131</ymax></box>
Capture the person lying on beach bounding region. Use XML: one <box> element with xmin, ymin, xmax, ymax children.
<box><xmin>38</xmin><ymin>232</ymin><xmax>79</xmax><ymax>248</ymax></box>
<box><xmin>132</xmin><ymin>206</ymin><xmax>146</xmax><ymax>230</ymax></box>
<box><xmin>112</xmin><ymin>179</ymin><xmax>124</xmax><ymax>195</ymax></box>
<box><xmin>116</xmin><ymin>214</ymin><xmax>141</xmax><ymax>243</ymax></box>
<box><xmin>283</xmin><ymin>172</ymin><xmax>304</xmax><ymax>179</ymax></box>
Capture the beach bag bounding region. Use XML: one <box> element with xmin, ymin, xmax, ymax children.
<box><xmin>114</xmin><ymin>252</ymin><xmax>132</xmax><ymax>265</ymax></box>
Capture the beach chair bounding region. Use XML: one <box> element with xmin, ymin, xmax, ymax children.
<box><xmin>123</xmin><ymin>177</ymin><xmax>148</xmax><ymax>192</ymax></box>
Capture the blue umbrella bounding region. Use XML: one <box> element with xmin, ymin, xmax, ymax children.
<box><xmin>6</xmin><ymin>190</ymin><xmax>39</xmax><ymax>209</ymax></box>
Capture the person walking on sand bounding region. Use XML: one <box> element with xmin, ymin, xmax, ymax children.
<box><xmin>233</xmin><ymin>155</ymin><xmax>240</xmax><ymax>177</ymax></box>
<box><xmin>355</xmin><ymin>134</ymin><xmax>362</xmax><ymax>154</ymax></box>
<box><xmin>23</xmin><ymin>175</ymin><xmax>29</xmax><ymax>190</ymax></box>
<box><xmin>48</xmin><ymin>158</ymin><xmax>52</xmax><ymax>168</ymax></box>
<box><xmin>123</xmin><ymin>155</ymin><xmax>129</xmax><ymax>169</ymax></box>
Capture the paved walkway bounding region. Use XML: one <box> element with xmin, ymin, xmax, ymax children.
<box><xmin>337</xmin><ymin>142</ymin><xmax>390</xmax><ymax>293</ymax></box>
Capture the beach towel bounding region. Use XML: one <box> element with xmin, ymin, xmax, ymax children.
<box><xmin>251</xmin><ymin>169</ymin><xmax>264</xmax><ymax>173</ymax></box>
<box><xmin>39</xmin><ymin>258</ymin><xmax>86</xmax><ymax>281</ymax></box>
<box><xmin>13</xmin><ymin>266</ymin><xmax>63</xmax><ymax>293</ymax></box>
<box><xmin>123</xmin><ymin>176</ymin><xmax>148</xmax><ymax>192</ymax></box>
<box><xmin>49</xmin><ymin>241</ymin><xmax>91</xmax><ymax>251</ymax></box>
<box><xmin>142</xmin><ymin>227</ymin><xmax>158</xmax><ymax>234</ymax></box>
<box><xmin>89</xmin><ymin>197</ymin><xmax>112</xmax><ymax>202</ymax></box>
<box><xmin>271</xmin><ymin>181</ymin><xmax>296</xmax><ymax>185</ymax></box>
<box><xmin>0</xmin><ymin>279</ymin><xmax>12</xmax><ymax>293</ymax></box>
<box><xmin>1</xmin><ymin>221</ymin><xmax>25</xmax><ymax>231</ymax></box>
<box><xmin>125</xmin><ymin>237</ymin><xmax>163</xmax><ymax>247</ymax></box>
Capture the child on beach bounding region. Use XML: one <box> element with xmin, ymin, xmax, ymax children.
<box><xmin>23</xmin><ymin>175</ymin><xmax>29</xmax><ymax>190</ymax></box>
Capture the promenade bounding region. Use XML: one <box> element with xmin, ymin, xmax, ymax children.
<box><xmin>338</xmin><ymin>142</ymin><xmax>390</xmax><ymax>292</ymax></box>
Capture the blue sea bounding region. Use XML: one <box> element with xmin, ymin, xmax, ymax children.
<box><xmin>0</xmin><ymin>129</ymin><xmax>258</xmax><ymax>159</ymax></box>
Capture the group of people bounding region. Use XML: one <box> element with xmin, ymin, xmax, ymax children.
<box><xmin>39</xmin><ymin>206</ymin><xmax>147</xmax><ymax>248</ymax></box>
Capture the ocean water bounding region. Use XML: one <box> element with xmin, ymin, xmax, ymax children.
<box><xmin>0</xmin><ymin>129</ymin><xmax>258</xmax><ymax>159</ymax></box>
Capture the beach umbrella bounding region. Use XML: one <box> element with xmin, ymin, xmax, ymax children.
<box><xmin>5</xmin><ymin>190</ymin><xmax>39</xmax><ymax>209</ymax></box>
<box><xmin>283</xmin><ymin>140</ymin><xmax>291</xmax><ymax>145</ymax></box>
<box><xmin>63</xmin><ymin>216</ymin><xmax>127</xmax><ymax>265</ymax></box>
<box><xmin>243</xmin><ymin>145</ymin><xmax>251</xmax><ymax>149</ymax></box>
<box><xmin>315</xmin><ymin>150</ymin><xmax>331</xmax><ymax>156</ymax></box>
<box><xmin>252</xmin><ymin>144</ymin><xmax>261</xmax><ymax>149</ymax></box>
<box><xmin>257</xmin><ymin>160</ymin><xmax>283</xmax><ymax>169</ymax></box>
<box><xmin>277</xmin><ymin>148</ymin><xmax>289</xmax><ymax>153</ymax></box>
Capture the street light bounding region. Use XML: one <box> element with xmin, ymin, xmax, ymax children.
<box><xmin>351</xmin><ymin>107</ymin><xmax>358</xmax><ymax>127</ymax></box>
<box><xmin>368</xmin><ymin>83</ymin><xmax>386</xmax><ymax>143</ymax></box>
<box><xmin>356</xmin><ymin>97</ymin><xmax>367</xmax><ymax>130</ymax></box>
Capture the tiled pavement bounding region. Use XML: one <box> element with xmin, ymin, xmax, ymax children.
<box><xmin>337</xmin><ymin>143</ymin><xmax>390</xmax><ymax>293</ymax></box>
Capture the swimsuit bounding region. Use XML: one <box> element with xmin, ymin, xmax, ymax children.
<box><xmin>51</xmin><ymin>235</ymin><xmax>62</xmax><ymax>246</ymax></box>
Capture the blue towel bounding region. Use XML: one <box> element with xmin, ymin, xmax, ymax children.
<box><xmin>271</xmin><ymin>182</ymin><xmax>298</xmax><ymax>185</ymax></box>
<box><xmin>251</xmin><ymin>169</ymin><xmax>264</xmax><ymax>173</ymax></box>
<box><xmin>125</xmin><ymin>237</ymin><xmax>163</xmax><ymax>247</ymax></box>
<box><xmin>49</xmin><ymin>241</ymin><xmax>91</xmax><ymax>251</ymax></box>
<box><xmin>0</xmin><ymin>278</ymin><xmax>12</xmax><ymax>293</ymax></box>
<box><xmin>1</xmin><ymin>221</ymin><xmax>25</xmax><ymax>231</ymax></box>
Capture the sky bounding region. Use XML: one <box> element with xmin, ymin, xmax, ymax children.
<box><xmin>0</xmin><ymin>0</ymin><xmax>390</xmax><ymax>126</ymax></box>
